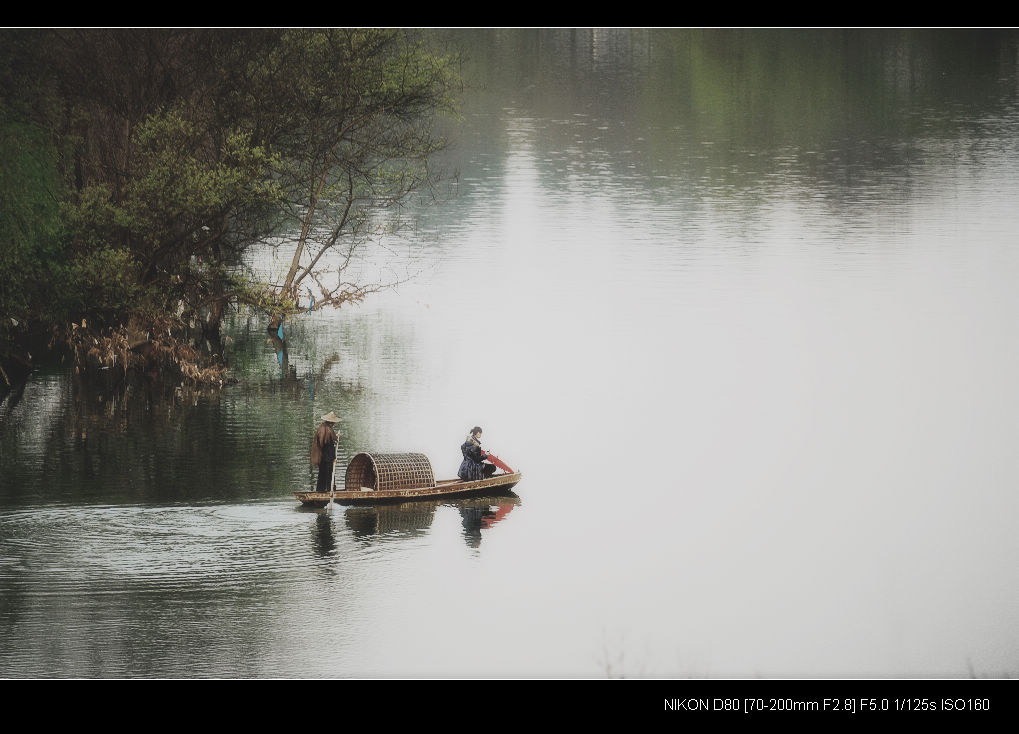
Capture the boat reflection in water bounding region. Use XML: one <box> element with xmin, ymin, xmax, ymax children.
<box><xmin>348</xmin><ymin>494</ymin><xmax>520</xmax><ymax>549</ymax></box>
<box><xmin>303</xmin><ymin>494</ymin><xmax>521</xmax><ymax>550</ymax></box>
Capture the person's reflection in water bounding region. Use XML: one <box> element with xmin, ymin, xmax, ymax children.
<box><xmin>312</xmin><ymin>512</ymin><xmax>336</xmax><ymax>557</ymax></box>
<box><xmin>459</xmin><ymin>505</ymin><xmax>488</xmax><ymax>548</ymax></box>
<box><xmin>458</xmin><ymin>502</ymin><xmax>516</xmax><ymax>548</ymax></box>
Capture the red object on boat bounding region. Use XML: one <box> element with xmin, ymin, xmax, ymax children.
<box><xmin>485</xmin><ymin>453</ymin><xmax>513</xmax><ymax>473</ymax></box>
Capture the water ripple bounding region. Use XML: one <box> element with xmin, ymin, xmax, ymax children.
<box><xmin>0</xmin><ymin>503</ymin><xmax>316</xmax><ymax>593</ymax></box>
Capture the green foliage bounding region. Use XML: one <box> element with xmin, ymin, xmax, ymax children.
<box><xmin>245</xmin><ymin>30</ymin><xmax>461</xmax><ymax>309</ymax></box>
<box><xmin>63</xmin><ymin>246</ymin><xmax>145</xmax><ymax>325</ymax></box>
<box><xmin>59</xmin><ymin>105</ymin><xmax>287</xmax><ymax>327</ymax></box>
<box><xmin>0</xmin><ymin>115</ymin><xmax>66</xmax><ymax>343</ymax></box>
<box><xmin>123</xmin><ymin>111</ymin><xmax>283</xmax><ymax>247</ymax></box>
<box><xmin>0</xmin><ymin>28</ymin><xmax>462</xmax><ymax>363</ymax></box>
<box><xmin>63</xmin><ymin>183</ymin><xmax>120</xmax><ymax>250</ymax></box>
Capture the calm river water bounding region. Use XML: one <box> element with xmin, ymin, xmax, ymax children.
<box><xmin>2</xmin><ymin>30</ymin><xmax>1019</xmax><ymax>678</ymax></box>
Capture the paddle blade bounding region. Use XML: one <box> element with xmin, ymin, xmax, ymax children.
<box><xmin>486</xmin><ymin>453</ymin><xmax>513</xmax><ymax>473</ymax></box>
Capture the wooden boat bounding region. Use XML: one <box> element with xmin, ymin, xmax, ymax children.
<box><xmin>294</xmin><ymin>451</ymin><xmax>522</xmax><ymax>507</ymax></box>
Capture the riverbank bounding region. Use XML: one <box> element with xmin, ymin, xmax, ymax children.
<box><xmin>0</xmin><ymin>327</ymin><xmax>55</xmax><ymax>398</ymax></box>
<box><xmin>1</xmin><ymin>315</ymin><xmax>233</xmax><ymax>401</ymax></box>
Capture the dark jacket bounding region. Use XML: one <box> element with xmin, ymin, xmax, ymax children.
<box><xmin>459</xmin><ymin>438</ymin><xmax>489</xmax><ymax>481</ymax></box>
<box><xmin>310</xmin><ymin>423</ymin><xmax>336</xmax><ymax>467</ymax></box>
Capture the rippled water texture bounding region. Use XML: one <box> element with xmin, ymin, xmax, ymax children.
<box><xmin>3</xmin><ymin>30</ymin><xmax>1019</xmax><ymax>677</ymax></box>
<box><xmin>0</xmin><ymin>499</ymin><xmax>519</xmax><ymax>677</ymax></box>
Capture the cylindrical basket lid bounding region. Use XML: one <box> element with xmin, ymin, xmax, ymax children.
<box><xmin>344</xmin><ymin>452</ymin><xmax>435</xmax><ymax>492</ymax></box>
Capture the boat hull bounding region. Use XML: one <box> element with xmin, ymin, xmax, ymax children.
<box><xmin>294</xmin><ymin>471</ymin><xmax>522</xmax><ymax>507</ymax></box>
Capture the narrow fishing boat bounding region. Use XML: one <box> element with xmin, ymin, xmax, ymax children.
<box><xmin>293</xmin><ymin>451</ymin><xmax>522</xmax><ymax>507</ymax></box>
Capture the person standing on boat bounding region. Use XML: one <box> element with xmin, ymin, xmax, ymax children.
<box><xmin>311</xmin><ymin>411</ymin><xmax>341</xmax><ymax>491</ymax></box>
<box><xmin>459</xmin><ymin>426</ymin><xmax>497</xmax><ymax>481</ymax></box>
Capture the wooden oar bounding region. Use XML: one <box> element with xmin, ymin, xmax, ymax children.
<box><xmin>326</xmin><ymin>456</ymin><xmax>337</xmax><ymax>512</ymax></box>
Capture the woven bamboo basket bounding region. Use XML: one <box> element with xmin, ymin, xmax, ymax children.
<box><xmin>344</xmin><ymin>452</ymin><xmax>436</xmax><ymax>493</ymax></box>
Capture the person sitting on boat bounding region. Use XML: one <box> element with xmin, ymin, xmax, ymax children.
<box><xmin>311</xmin><ymin>411</ymin><xmax>341</xmax><ymax>491</ymax></box>
<box><xmin>459</xmin><ymin>426</ymin><xmax>497</xmax><ymax>481</ymax></box>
